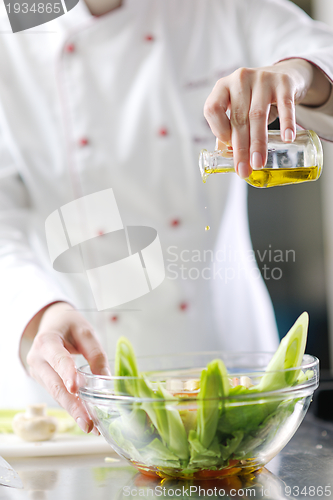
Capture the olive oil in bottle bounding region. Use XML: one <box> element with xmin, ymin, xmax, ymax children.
<box><xmin>199</xmin><ymin>130</ymin><xmax>323</xmax><ymax>188</ymax></box>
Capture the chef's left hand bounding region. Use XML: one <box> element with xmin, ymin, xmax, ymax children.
<box><xmin>203</xmin><ymin>59</ymin><xmax>331</xmax><ymax>178</ymax></box>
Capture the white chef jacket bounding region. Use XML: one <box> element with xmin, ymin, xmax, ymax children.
<box><xmin>1</xmin><ymin>0</ymin><xmax>333</xmax><ymax>407</ymax></box>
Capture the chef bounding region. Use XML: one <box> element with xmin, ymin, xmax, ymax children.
<box><xmin>0</xmin><ymin>0</ymin><xmax>333</xmax><ymax>435</ymax></box>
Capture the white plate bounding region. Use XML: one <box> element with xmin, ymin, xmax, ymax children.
<box><xmin>0</xmin><ymin>433</ymin><xmax>114</xmax><ymax>458</ymax></box>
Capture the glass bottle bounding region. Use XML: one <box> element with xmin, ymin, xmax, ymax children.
<box><xmin>199</xmin><ymin>130</ymin><xmax>323</xmax><ymax>188</ymax></box>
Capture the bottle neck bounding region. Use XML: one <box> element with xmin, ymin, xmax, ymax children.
<box><xmin>199</xmin><ymin>149</ymin><xmax>235</xmax><ymax>183</ymax></box>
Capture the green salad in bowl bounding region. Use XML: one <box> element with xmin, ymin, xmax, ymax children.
<box><xmin>78</xmin><ymin>312</ymin><xmax>319</xmax><ymax>479</ymax></box>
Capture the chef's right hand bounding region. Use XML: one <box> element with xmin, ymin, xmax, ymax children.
<box><xmin>26</xmin><ymin>302</ymin><xmax>111</xmax><ymax>434</ymax></box>
<box><xmin>203</xmin><ymin>60</ymin><xmax>331</xmax><ymax>179</ymax></box>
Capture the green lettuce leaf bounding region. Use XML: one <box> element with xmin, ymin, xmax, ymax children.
<box><xmin>140</xmin><ymin>438</ymin><xmax>181</xmax><ymax>468</ymax></box>
<box><xmin>114</xmin><ymin>336</ymin><xmax>139</xmax><ymax>396</ymax></box>
<box><xmin>218</xmin><ymin>393</ymin><xmax>279</xmax><ymax>437</ymax></box>
<box><xmin>219</xmin><ymin>430</ymin><xmax>244</xmax><ymax>460</ymax></box>
<box><xmin>138</xmin><ymin>378</ymin><xmax>189</xmax><ymax>461</ymax></box>
<box><xmin>196</xmin><ymin>359</ymin><xmax>230</xmax><ymax>449</ymax></box>
<box><xmin>296</xmin><ymin>369</ymin><xmax>314</xmax><ymax>385</ymax></box>
<box><xmin>188</xmin><ymin>430</ymin><xmax>221</xmax><ymax>468</ymax></box>
<box><xmin>257</xmin><ymin>312</ymin><xmax>308</xmax><ymax>392</ymax></box>
<box><xmin>108</xmin><ymin>417</ymin><xmax>143</xmax><ymax>463</ymax></box>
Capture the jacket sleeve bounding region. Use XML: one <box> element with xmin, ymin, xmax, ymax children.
<box><xmin>0</xmin><ymin>138</ymin><xmax>73</xmax><ymax>352</ymax></box>
<box><xmin>238</xmin><ymin>0</ymin><xmax>333</xmax><ymax>140</ymax></box>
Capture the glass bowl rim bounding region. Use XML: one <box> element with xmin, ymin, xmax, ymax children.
<box><xmin>78</xmin><ymin>350</ymin><xmax>319</xmax><ymax>378</ymax></box>
<box><xmin>78</xmin><ymin>351</ymin><xmax>319</xmax><ymax>402</ymax></box>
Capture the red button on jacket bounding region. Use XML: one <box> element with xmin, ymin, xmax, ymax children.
<box><xmin>158</xmin><ymin>128</ymin><xmax>168</xmax><ymax>136</ymax></box>
<box><xmin>65</xmin><ymin>43</ymin><xmax>75</xmax><ymax>53</ymax></box>
<box><xmin>79</xmin><ymin>137</ymin><xmax>89</xmax><ymax>146</ymax></box>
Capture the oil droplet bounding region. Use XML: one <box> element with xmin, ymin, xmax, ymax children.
<box><xmin>205</xmin><ymin>226</ymin><xmax>210</xmax><ymax>231</ymax></box>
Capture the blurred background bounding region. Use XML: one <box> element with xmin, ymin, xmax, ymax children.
<box><xmin>249</xmin><ymin>0</ymin><xmax>333</xmax><ymax>372</ymax></box>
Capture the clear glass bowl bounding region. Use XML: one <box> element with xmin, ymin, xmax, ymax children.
<box><xmin>78</xmin><ymin>352</ymin><xmax>319</xmax><ymax>480</ymax></box>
